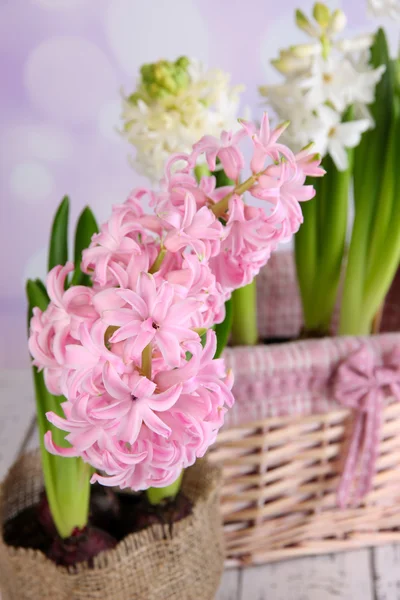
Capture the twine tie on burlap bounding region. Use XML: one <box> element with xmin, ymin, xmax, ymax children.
<box><xmin>333</xmin><ymin>344</ymin><xmax>400</xmax><ymax>508</ymax></box>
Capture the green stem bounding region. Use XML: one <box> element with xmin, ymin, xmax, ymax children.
<box><xmin>294</xmin><ymin>180</ymin><xmax>318</xmax><ymax>329</ymax></box>
<box><xmin>211</xmin><ymin>174</ymin><xmax>256</xmax><ymax>217</ymax></box>
<box><xmin>141</xmin><ymin>343</ymin><xmax>152</xmax><ymax>379</ymax></box>
<box><xmin>33</xmin><ymin>368</ymin><xmax>91</xmax><ymax>538</ymax></box>
<box><xmin>363</xmin><ymin>167</ymin><xmax>400</xmax><ymax>328</ymax></box>
<box><xmin>339</xmin><ymin>29</ymin><xmax>396</xmax><ymax>335</ymax></box>
<box><xmin>338</xmin><ymin>208</ymin><xmax>371</xmax><ymax>335</ymax></box>
<box><xmin>149</xmin><ymin>248</ymin><xmax>166</xmax><ymax>274</ymax></box>
<box><xmin>146</xmin><ymin>470</ymin><xmax>184</xmax><ymax>505</ymax></box>
<box><xmin>365</xmin><ymin>126</ymin><xmax>396</xmax><ymax>284</ymax></box>
<box><xmin>230</xmin><ymin>280</ymin><xmax>258</xmax><ymax>345</ymax></box>
<box><xmin>312</xmin><ymin>154</ymin><xmax>350</xmax><ymax>333</ymax></box>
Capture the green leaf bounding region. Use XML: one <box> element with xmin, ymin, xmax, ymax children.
<box><xmin>340</xmin><ymin>28</ymin><xmax>395</xmax><ymax>335</ymax></box>
<box><xmin>147</xmin><ymin>470</ymin><xmax>183</xmax><ymax>505</ymax></box>
<box><xmin>362</xmin><ymin>109</ymin><xmax>400</xmax><ymax>326</ymax></box>
<box><xmin>27</xmin><ymin>286</ymin><xmax>90</xmax><ymax>538</ymax></box>
<box><xmin>71</xmin><ymin>206</ymin><xmax>98</xmax><ymax>286</ymax></box>
<box><xmin>230</xmin><ymin>281</ymin><xmax>258</xmax><ymax>345</ymax></box>
<box><xmin>313</xmin><ymin>154</ymin><xmax>350</xmax><ymax>332</ymax></box>
<box><xmin>26</xmin><ymin>279</ymin><xmax>49</xmax><ymax>312</ymax></box>
<box><xmin>34</xmin><ymin>278</ymin><xmax>49</xmax><ymax>301</ymax></box>
<box><xmin>213</xmin><ymin>159</ymin><xmax>235</xmax><ymax>188</ymax></box>
<box><xmin>294</xmin><ymin>177</ymin><xmax>318</xmax><ymax>327</ymax></box>
<box><xmin>48</xmin><ymin>196</ymin><xmax>70</xmax><ymax>273</ymax></box>
<box><xmin>354</xmin><ymin>29</ymin><xmax>393</xmax><ymax>202</ymax></box>
<box><xmin>214</xmin><ymin>298</ymin><xmax>233</xmax><ymax>358</ymax></box>
<box><xmin>31</xmin><ymin>365</ymin><xmax>91</xmax><ymax>538</ymax></box>
<box><xmin>26</xmin><ymin>279</ymin><xmax>50</xmax><ymax>331</ymax></box>
<box><xmin>27</xmin><ymin>198</ymin><xmax>92</xmax><ymax>538</ymax></box>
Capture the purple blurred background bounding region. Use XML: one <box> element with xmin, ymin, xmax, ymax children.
<box><xmin>1</xmin><ymin>0</ymin><xmax>397</xmax><ymax>368</ymax></box>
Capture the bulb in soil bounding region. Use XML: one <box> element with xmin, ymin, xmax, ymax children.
<box><xmin>132</xmin><ymin>493</ymin><xmax>193</xmax><ymax>534</ymax></box>
<box><xmin>89</xmin><ymin>485</ymin><xmax>121</xmax><ymax>534</ymax></box>
<box><xmin>37</xmin><ymin>492</ymin><xmax>57</xmax><ymax>539</ymax></box>
<box><xmin>48</xmin><ymin>527</ymin><xmax>117</xmax><ymax>567</ymax></box>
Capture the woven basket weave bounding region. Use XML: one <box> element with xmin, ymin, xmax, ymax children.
<box><xmin>0</xmin><ymin>453</ymin><xmax>224</xmax><ymax>600</ymax></box>
<box><xmin>209</xmin><ymin>252</ymin><xmax>400</xmax><ymax>566</ymax></box>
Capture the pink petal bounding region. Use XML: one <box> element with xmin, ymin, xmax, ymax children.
<box><xmin>182</xmin><ymin>193</ymin><xmax>197</xmax><ymax>228</ymax></box>
<box><xmin>251</xmin><ymin>143</ymin><xmax>268</xmax><ymax>174</ymax></box>
<box><xmin>46</xmin><ymin>411</ymin><xmax>77</xmax><ymax>432</ymax></box>
<box><xmin>156</xmin><ymin>330</ymin><xmax>182</xmax><ymax>367</ymax></box>
<box><xmin>118</xmin><ymin>405</ymin><xmax>143</xmax><ymax>444</ymax></box>
<box><xmin>91</xmin><ymin>472</ymin><xmax>125</xmax><ymax>487</ymax></box>
<box><xmin>127</xmin><ymin>325</ymin><xmax>155</xmax><ymax>361</ymax></box>
<box><xmin>103</xmin><ymin>362</ymin><xmax>131</xmax><ymax>401</ymax></box>
<box><xmin>46</xmin><ymin>263</ymin><xmax>74</xmax><ymax>307</ymax></box>
<box><xmin>116</xmin><ymin>289</ymin><xmax>148</xmax><ymax>319</ymax></box>
<box><xmin>44</xmin><ymin>431</ymin><xmax>79</xmax><ymax>457</ymax></box>
<box><xmin>132</xmin><ymin>376</ymin><xmax>157</xmax><ymax>398</ymax></box>
<box><xmin>260</xmin><ymin>113</ymin><xmax>270</xmax><ymax>145</ymax></box>
<box><xmin>110</xmin><ymin>320</ymin><xmax>141</xmax><ymax>343</ymax></box>
<box><xmin>67</xmin><ymin>427</ymin><xmax>100</xmax><ymax>451</ymax></box>
<box><xmin>142</xmin><ymin>407</ymin><xmax>171</xmax><ymax>438</ymax></box>
<box><xmin>64</xmin><ymin>345</ymin><xmax>96</xmax><ymax>368</ymax></box>
<box><xmin>147</xmin><ymin>383</ymin><xmax>182</xmax><ymax>412</ymax></box>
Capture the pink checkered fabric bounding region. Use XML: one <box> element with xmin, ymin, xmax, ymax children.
<box><xmin>256</xmin><ymin>252</ymin><xmax>303</xmax><ymax>339</ymax></box>
<box><xmin>224</xmin><ymin>253</ymin><xmax>400</xmax><ymax>429</ymax></box>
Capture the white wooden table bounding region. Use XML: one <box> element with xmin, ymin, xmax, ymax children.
<box><xmin>1</xmin><ymin>369</ymin><xmax>400</xmax><ymax>600</ymax></box>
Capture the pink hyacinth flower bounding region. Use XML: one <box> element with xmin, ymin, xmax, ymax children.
<box><xmin>100</xmin><ymin>365</ymin><xmax>183</xmax><ymax>444</ymax></box>
<box><xmin>192</xmin><ymin>129</ymin><xmax>245</xmax><ymax>180</ymax></box>
<box><xmin>295</xmin><ymin>147</ymin><xmax>326</xmax><ymax>178</ymax></box>
<box><xmin>249</xmin><ymin>113</ymin><xmax>294</xmax><ymax>173</ymax></box>
<box><xmin>102</xmin><ymin>273</ymin><xmax>200</xmax><ymax>367</ymax></box>
<box><xmin>163</xmin><ymin>193</ymin><xmax>223</xmax><ymax>258</ymax></box>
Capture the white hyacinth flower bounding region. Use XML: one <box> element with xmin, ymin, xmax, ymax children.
<box><xmin>260</xmin><ymin>2</ymin><xmax>385</xmax><ymax>171</ymax></box>
<box><xmin>336</xmin><ymin>34</ymin><xmax>374</xmax><ymax>54</ymax></box>
<box><xmin>368</xmin><ymin>0</ymin><xmax>400</xmax><ymax>21</ymax></box>
<box><xmin>300</xmin><ymin>55</ymin><xmax>357</xmax><ymax>111</ymax></box>
<box><xmin>313</xmin><ymin>106</ymin><xmax>370</xmax><ymax>170</ymax></box>
<box><xmin>121</xmin><ymin>57</ymin><xmax>244</xmax><ymax>182</ymax></box>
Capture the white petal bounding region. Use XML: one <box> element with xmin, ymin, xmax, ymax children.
<box><xmin>328</xmin><ymin>140</ymin><xmax>349</xmax><ymax>172</ymax></box>
<box><xmin>336</xmin><ymin>120</ymin><xmax>370</xmax><ymax>148</ymax></box>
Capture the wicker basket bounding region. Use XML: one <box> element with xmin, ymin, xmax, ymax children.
<box><xmin>209</xmin><ymin>252</ymin><xmax>400</xmax><ymax>566</ymax></box>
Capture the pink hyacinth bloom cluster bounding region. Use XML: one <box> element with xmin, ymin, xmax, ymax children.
<box><xmin>29</xmin><ymin>114</ymin><xmax>324</xmax><ymax>490</ymax></box>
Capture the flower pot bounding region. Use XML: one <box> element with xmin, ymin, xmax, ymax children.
<box><xmin>0</xmin><ymin>452</ymin><xmax>224</xmax><ymax>600</ymax></box>
<box><xmin>208</xmin><ymin>252</ymin><xmax>400</xmax><ymax>566</ymax></box>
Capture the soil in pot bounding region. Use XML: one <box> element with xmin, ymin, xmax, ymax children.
<box><xmin>3</xmin><ymin>486</ymin><xmax>193</xmax><ymax>567</ymax></box>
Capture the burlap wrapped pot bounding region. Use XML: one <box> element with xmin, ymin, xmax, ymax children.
<box><xmin>0</xmin><ymin>451</ymin><xmax>224</xmax><ymax>600</ymax></box>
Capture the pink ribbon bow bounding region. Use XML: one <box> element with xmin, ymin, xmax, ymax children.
<box><xmin>333</xmin><ymin>343</ymin><xmax>400</xmax><ymax>508</ymax></box>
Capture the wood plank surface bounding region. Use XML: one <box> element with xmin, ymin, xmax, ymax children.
<box><xmin>373</xmin><ymin>544</ymin><xmax>400</xmax><ymax>600</ymax></box>
<box><xmin>0</xmin><ymin>369</ymin><xmax>35</xmax><ymax>479</ymax></box>
<box><xmin>216</xmin><ymin>569</ymin><xmax>241</xmax><ymax>600</ymax></box>
<box><xmin>238</xmin><ymin>549</ymin><xmax>374</xmax><ymax>600</ymax></box>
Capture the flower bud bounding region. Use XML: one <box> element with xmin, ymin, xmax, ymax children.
<box><xmin>329</xmin><ymin>9</ymin><xmax>347</xmax><ymax>34</ymax></box>
<box><xmin>143</xmin><ymin>57</ymin><xmax>191</xmax><ymax>99</ymax></box>
<box><xmin>295</xmin><ymin>9</ymin><xmax>319</xmax><ymax>37</ymax></box>
<box><xmin>129</xmin><ymin>56</ymin><xmax>191</xmax><ymax>104</ymax></box>
<box><xmin>290</xmin><ymin>42</ymin><xmax>321</xmax><ymax>58</ymax></box>
<box><xmin>313</xmin><ymin>3</ymin><xmax>331</xmax><ymax>28</ymax></box>
<box><xmin>271</xmin><ymin>51</ymin><xmax>312</xmax><ymax>75</ymax></box>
